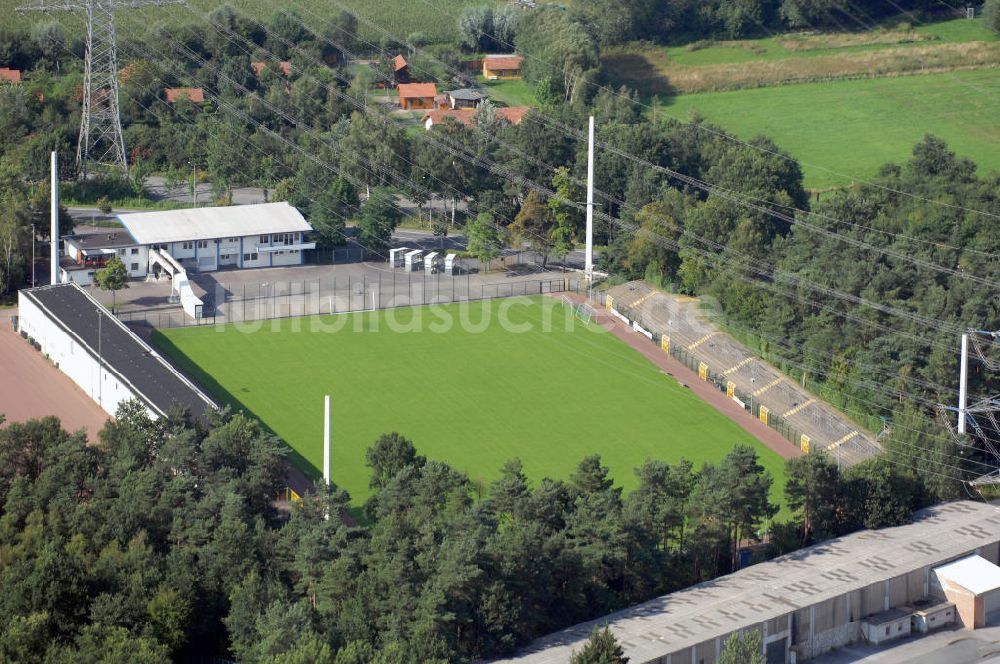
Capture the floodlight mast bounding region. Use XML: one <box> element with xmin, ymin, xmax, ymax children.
<box><xmin>585</xmin><ymin>115</ymin><xmax>595</xmax><ymax>282</ymax></box>
<box><xmin>16</xmin><ymin>0</ymin><xmax>184</xmax><ymax>179</ymax></box>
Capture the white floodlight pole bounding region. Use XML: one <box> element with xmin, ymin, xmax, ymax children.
<box><xmin>959</xmin><ymin>333</ymin><xmax>968</xmax><ymax>434</ymax></box>
<box><xmin>323</xmin><ymin>394</ymin><xmax>331</xmax><ymax>485</ymax></box>
<box><xmin>585</xmin><ymin>115</ymin><xmax>595</xmax><ymax>282</ymax></box>
<box><xmin>50</xmin><ymin>151</ymin><xmax>59</xmax><ymax>285</ymax></box>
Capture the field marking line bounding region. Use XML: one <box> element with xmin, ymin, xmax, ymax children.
<box><xmin>827</xmin><ymin>430</ymin><xmax>859</xmax><ymax>450</ymax></box>
<box><xmin>752</xmin><ymin>377</ymin><xmax>783</xmax><ymax>397</ymax></box>
<box><xmin>782</xmin><ymin>398</ymin><xmax>817</xmax><ymax>419</ymax></box>
<box><xmin>687</xmin><ymin>331</ymin><xmax>718</xmax><ymax>350</ymax></box>
<box><xmin>722</xmin><ymin>357</ymin><xmax>753</xmax><ymax>376</ymax></box>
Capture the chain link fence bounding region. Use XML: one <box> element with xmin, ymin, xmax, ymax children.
<box><xmin>119</xmin><ymin>274</ymin><xmax>583</xmax><ymax>329</ymax></box>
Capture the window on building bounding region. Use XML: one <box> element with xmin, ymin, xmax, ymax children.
<box><xmin>197</xmin><ymin>240</ymin><xmax>208</xmax><ymax>249</ymax></box>
<box><xmin>131</xmin><ymin>262</ymin><xmax>139</xmax><ymax>271</ymax></box>
<box><xmin>131</xmin><ymin>247</ymin><xmax>138</xmax><ymax>255</ymax></box>
<box><xmin>243</xmin><ymin>253</ymin><xmax>258</xmax><ymax>262</ymax></box>
<box><xmin>182</xmin><ymin>242</ymin><xmax>193</xmax><ymax>250</ymax></box>
<box><xmin>260</xmin><ymin>234</ymin><xmax>269</xmax><ymax>244</ymax></box>
<box><xmin>228</xmin><ymin>237</ymin><xmax>238</xmax><ymax>242</ymax></box>
<box><xmin>884</xmin><ymin>626</ymin><xmax>890</xmax><ymax>636</ymax></box>
<box><xmin>119</xmin><ymin>248</ymin><xmax>126</xmax><ymax>255</ymax></box>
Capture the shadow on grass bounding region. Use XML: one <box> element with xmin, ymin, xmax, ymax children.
<box><xmin>150</xmin><ymin>328</ymin><xmax>322</xmax><ymax>487</ymax></box>
<box><xmin>602</xmin><ymin>52</ymin><xmax>677</xmax><ymax>97</ymax></box>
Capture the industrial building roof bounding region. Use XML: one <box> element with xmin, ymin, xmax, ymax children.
<box><xmin>934</xmin><ymin>554</ymin><xmax>1000</xmax><ymax>595</ymax></box>
<box><xmin>20</xmin><ymin>283</ymin><xmax>216</xmax><ymax>420</ymax></box>
<box><xmin>117</xmin><ymin>202</ymin><xmax>312</xmax><ymax>245</ymax></box>
<box><xmin>492</xmin><ymin>501</ymin><xmax>1000</xmax><ymax>663</ymax></box>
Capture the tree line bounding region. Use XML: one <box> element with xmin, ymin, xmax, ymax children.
<box><xmin>0</xmin><ymin>403</ymin><xmax>936</xmax><ymax>663</ymax></box>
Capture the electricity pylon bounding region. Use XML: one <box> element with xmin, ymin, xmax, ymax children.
<box><xmin>16</xmin><ymin>0</ymin><xmax>182</xmax><ymax>179</ymax></box>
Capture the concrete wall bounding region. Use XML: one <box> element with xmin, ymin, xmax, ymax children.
<box><xmin>17</xmin><ymin>293</ymin><xmax>152</xmax><ymax>419</ymax></box>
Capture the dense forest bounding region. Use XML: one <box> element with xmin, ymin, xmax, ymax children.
<box><xmin>1</xmin><ymin>0</ymin><xmax>997</xmax><ymax>659</ymax></box>
<box><xmin>0</xmin><ymin>405</ymin><xmax>929</xmax><ymax>662</ymax></box>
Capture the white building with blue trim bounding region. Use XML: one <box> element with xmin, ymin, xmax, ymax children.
<box><xmin>61</xmin><ymin>202</ymin><xmax>316</xmax><ymax>285</ymax></box>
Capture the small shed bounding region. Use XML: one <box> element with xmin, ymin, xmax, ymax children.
<box><xmin>404</xmin><ymin>249</ymin><xmax>423</xmax><ymax>271</ymax></box>
<box><xmin>424</xmin><ymin>251</ymin><xmax>442</xmax><ymax>273</ymax></box>
<box><xmin>908</xmin><ymin>599</ymin><xmax>956</xmax><ymax>633</ymax></box>
<box><xmin>933</xmin><ymin>554</ymin><xmax>1000</xmax><ymax>628</ymax></box>
<box><xmin>389</xmin><ymin>247</ymin><xmax>410</xmax><ymax>268</ymax></box>
<box><xmin>861</xmin><ymin>608</ymin><xmax>912</xmax><ymax>646</ymax></box>
<box><xmin>445</xmin><ymin>253</ymin><xmax>457</xmax><ymax>275</ymax></box>
<box><xmin>445</xmin><ymin>88</ymin><xmax>489</xmax><ymax>109</ymax></box>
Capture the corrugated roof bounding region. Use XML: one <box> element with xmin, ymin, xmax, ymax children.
<box><xmin>492</xmin><ymin>501</ymin><xmax>1000</xmax><ymax>663</ymax></box>
<box><xmin>118</xmin><ymin>202</ymin><xmax>312</xmax><ymax>245</ymax></box>
<box><xmin>393</xmin><ymin>54</ymin><xmax>408</xmax><ymax>72</ymax></box>
<box><xmin>934</xmin><ymin>554</ymin><xmax>1000</xmax><ymax>595</ymax></box>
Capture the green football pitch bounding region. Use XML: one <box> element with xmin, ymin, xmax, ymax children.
<box><xmin>153</xmin><ymin>297</ymin><xmax>786</xmax><ymax>505</ymax></box>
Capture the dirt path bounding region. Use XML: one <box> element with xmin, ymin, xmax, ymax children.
<box><xmin>558</xmin><ymin>293</ymin><xmax>802</xmax><ymax>462</ymax></box>
<box><xmin>0</xmin><ymin>319</ymin><xmax>109</xmax><ymax>442</ymax></box>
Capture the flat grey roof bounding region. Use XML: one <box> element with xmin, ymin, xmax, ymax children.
<box><xmin>492</xmin><ymin>501</ymin><xmax>1000</xmax><ymax>663</ymax></box>
<box><xmin>20</xmin><ymin>283</ymin><xmax>216</xmax><ymax>420</ymax></box>
<box><xmin>65</xmin><ymin>231</ymin><xmax>136</xmax><ymax>250</ymax></box>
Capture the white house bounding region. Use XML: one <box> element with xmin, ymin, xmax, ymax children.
<box><xmin>17</xmin><ymin>283</ymin><xmax>217</xmax><ymax>420</ymax></box>
<box><xmin>59</xmin><ymin>202</ymin><xmax>316</xmax><ymax>285</ymax></box>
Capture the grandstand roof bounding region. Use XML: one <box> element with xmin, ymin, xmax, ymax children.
<box><xmin>492</xmin><ymin>501</ymin><xmax>1000</xmax><ymax>663</ymax></box>
<box><xmin>20</xmin><ymin>283</ymin><xmax>216</xmax><ymax>420</ymax></box>
<box><xmin>117</xmin><ymin>202</ymin><xmax>312</xmax><ymax>245</ymax></box>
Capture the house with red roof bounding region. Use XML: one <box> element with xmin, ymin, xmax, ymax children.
<box><xmin>482</xmin><ymin>54</ymin><xmax>523</xmax><ymax>80</ymax></box>
<box><xmin>397</xmin><ymin>82</ymin><xmax>437</xmax><ymax>110</ymax></box>
<box><xmin>165</xmin><ymin>88</ymin><xmax>205</xmax><ymax>104</ymax></box>
<box><xmin>0</xmin><ymin>68</ymin><xmax>22</xmax><ymax>84</ymax></box>
<box><xmin>252</xmin><ymin>61</ymin><xmax>292</xmax><ymax>78</ymax></box>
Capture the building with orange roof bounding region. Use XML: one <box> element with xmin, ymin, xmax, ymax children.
<box><xmin>393</xmin><ymin>54</ymin><xmax>410</xmax><ymax>83</ymax></box>
<box><xmin>165</xmin><ymin>88</ymin><xmax>205</xmax><ymax>104</ymax></box>
<box><xmin>422</xmin><ymin>106</ymin><xmax>530</xmax><ymax>130</ymax></box>
<box><xmin>497</xmin><ymin>106</ymin><xmax>529</xmax><ymax>125</ymax></box>
<box><xmin>482</xmin><ymin>54</ymin><xmax>523</xmax><ymax>80</ymax></box>
<box><xmin>397</xmin><ymin>82</ymin><xmax>437</xmax><ymax>110</ymax></box>
<box><xmin>0</xmin><ymin>68</ymin><xmax>22</xmax><ymax>84</ymax></box>
<box><xmin>252</xmin><ymin>61</ymin><xmax>292</xmax><ymax>77</ymax></box>
<box><xmin>422</xmin><ymin>108</ymin><xmax>476</xmax><ymax>130</ymax></box>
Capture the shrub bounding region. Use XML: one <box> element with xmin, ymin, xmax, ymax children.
<box><xmin>96</xmin><ymin>196</ymin><xmax>112</xmax><ymax>214</ymax></box>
